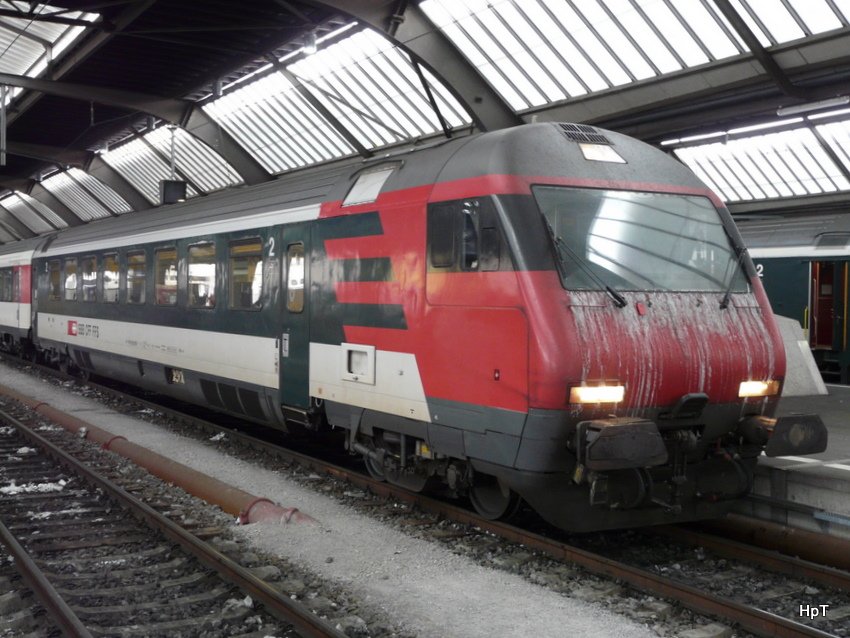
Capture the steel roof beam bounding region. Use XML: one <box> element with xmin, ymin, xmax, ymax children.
<box><xmin>0</xmin><ymin>74</ymin><xmax>270</xmax><ymax>186</ymax></box>
<box><xmin>0</xmin><ymin>18</ymin><xmax>52</xmax><ymax>49</ymax></box>
<box><xmin>304</xmin><ymin>0</ymin><xmax>521</xmax><ymax>132</ymax></box>
<box><xmin>5</xmin><ymin>142</ymin><xmax>91</xmax><ymax>169</ymax></box>
<box><xmin>713</xmin><ymin>0</ymin><xmax>810</xmax><ymax>99</ymax></box>
<box><xmin>0</xmin><ymin>72</ymin><xmax>190</xmax><ymax>123</ymax></box>
<box><xmin>0</xmin><ymin>9</ymin><xmax>108</xmax><ymax>29</ymax></box>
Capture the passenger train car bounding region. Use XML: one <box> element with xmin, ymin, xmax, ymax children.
<box><xmin>0</xmin><ymin>123</ymin><xmax>827</xmax><ymax>532</ymax></box>
<box><xmin>739</xmin><ymin>213</ymin><xmax>850</xmax><ymax>384</ymax></box>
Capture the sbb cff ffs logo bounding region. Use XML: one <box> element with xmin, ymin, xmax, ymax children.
<box><xmin>67</xmin><ymin>320</ymin><xmax>77</xmax><ymax>336</ymax></box>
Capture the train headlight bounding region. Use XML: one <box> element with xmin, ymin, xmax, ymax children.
<box><xmin>569</xmin><ymin>383</ymin><xmax>625</xmax><ymax>404</ymax></box>
<box><xmin>738</xmin><ymin>380</ymin><xmax>780</xmax><ymax>398</ymax></box>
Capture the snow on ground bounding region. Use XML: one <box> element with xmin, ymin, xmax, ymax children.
<box><xmin>0</xmin><ymin>363</ymin><xmax>654</xmax><ymax>638</ymax></box>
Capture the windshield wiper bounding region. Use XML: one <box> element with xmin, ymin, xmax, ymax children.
<box><xmin>719</xmin><ymin>245</ymin><xmax>749</xmax><ymax>310</ymax></box>
<box><xmin>544</xmin><ymin>219</ymin><xmax>628</xmax><ymax>309</ymax></box>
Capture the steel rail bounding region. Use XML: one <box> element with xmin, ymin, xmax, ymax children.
<box><xmin>0</xmin><ymin>409</ymin><xmax>347</xmax><ymax>638</ymax></box>
<box><xmin>0</xmin><ymin>519</ymin><xmax>93</xmax><ymax>638</ymax></box>
<box><xmin>648</xmin><ymin>524</ymin><xmax>850</xmax><ymax>593</ymax></box>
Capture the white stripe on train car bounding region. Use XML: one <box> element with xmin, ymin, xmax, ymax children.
<box><xmin>38</xmin><ymin>313</ymin><xmax>278</xmax><ymax>389</ymax></box>
<box><xmin>309</xmin><ymin>342</ymin><xmax>431</xmax><ymax>423</ymax></box>
<box><xmin>0</xmin><ymin>251</ymin><xmax>35</xmax><ymax>268</ymax></box>
<box><xmin>0</xmin><ymin>302</ymin><xmax>31</xmax><ymax>330</ymax></box>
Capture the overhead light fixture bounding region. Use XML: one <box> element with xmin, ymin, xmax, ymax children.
<box><xmin>303</xmin><ymin>30</ymin><xmax>317</xmax><ymax>55</ymax></box>
<box><xmin>776</xmin><ymin>95</ymin><xmax>850</xmax><ymax>117</ymax></box>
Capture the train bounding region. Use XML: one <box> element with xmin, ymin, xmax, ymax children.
<box><xmin>0</xmin><ymin>122</ymin><xmax>828</xmax><ymax>532</ymax></box>
<box><xmin>738</xmin><ymin>212</ymin><xmax>850</xmax><ymax>384</ymax></box>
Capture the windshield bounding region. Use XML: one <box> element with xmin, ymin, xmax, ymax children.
<box><xmin>533</xmin><ymin>186</ymin><xmax>749</xmax><ymax>293</ymax></box>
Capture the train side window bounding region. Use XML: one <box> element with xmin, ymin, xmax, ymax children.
<box><xmin>229</xmin><ymin>239</ymin><xmax>263</xmax><ymax>310</ymax></box>
<box><xmin>188</xmin><ymin>243</ymin><xmax>216</xmax><ymax>308</ymax></box>
<box><xmin>462</xmin><ymin>207</ymin><xmax>479</xmax><ymax>271</ymax></box>
<box><xmin>63</xmin><ymin>258</ymin><xmax>78</xmax><ymax>302</ymax></box>
<box><xmin>286</xmin><ymin>243</ymin><xmax>305</xmax><ymax>313</ymax></box>
<box><xmin>127</xmin><ymin>251</ymin><xmax>146</xmax><ymax>304</ymax></box>
<box><xmin>428</xmin><ymin>203</ymin><xmax>457</xmax><ymax>268</ymax></box>
<box><xmin>48</xmin><ymin>260</ymin><xmax>61</xmax><ymax>301</ymax></box>
<box><xmin>155</xmin><ymin>248</ymin><xmax>177</xmax><ymax>306</ymax></box>
<box><xmin>0</xmin><ymin>268</ymin><xmax>10</xmax><ymax>302</ymax></box>
<box><xmin>103</xmin><ymin>253</ymin><xmax>119</xmax><ymax>303</ymax></box>
<box><xmin>81</xmin><ymin>256</ymin><xmax>97</xmax><ymax>302</ymax></box>
<box><xmin>428</xmin><ymin>198</ymin><xmax>500</xmax><ymax>272</ymax></box>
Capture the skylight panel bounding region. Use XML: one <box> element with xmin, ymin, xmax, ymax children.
<box><xmin>0</xmin><ymin>193</ymin><xmax>54</xmax><ymax>233</ymax></box>
<box><xmin>0</xmin><ymin>4</ymin><xmax>96</xmax><ymax>79</ymax></box>
<box><xmin>727</xmin><ymin>0</ymin><xmax>773</xmax><ymax>46</ymax></box>
<box><xmin>735</xmin><ymin>152</ymin><xmax>780</xmax><ymax>198</ymax></box>
<box><xmin>670</xmin><ymin>0</ymin><xmax>742</xmax><ymax>59</ymax></box>
<box><xmin>555</xmin><ymin>1</ymin><xmax>631</xmax><ymax>86</ymax></box>
<box><xmin>673</xmin><ymin>126</ymin><xmax>850</xmax><ymax>203</ymax></box>
<box><xmin>145</xmin><ymin>127</ymin><xmax>243</xmax><ymax>193</ymax></box>
<box><xmin>739</xmin><ymin>0</ymin><xmax>806</xmax><ymax>42</ymax></box>
<box><xmin>640</xmin><ymin>0</ymin><xmax>709</xmax><ymax>67</ymax></box>
<box><xmin>203</xmin><ymin>71</ymin><xmax>356</xmax><ymax>174</ymax></box>
<box><xmin>204</xmin><ymin>27</ymin><xmax>471</xmax><ymax>175</ymax></box>
<box><xmin>786</xmin><ymin>0</ymin><xmax>843</xmax><ymax>34</ymax></box>
<box><xmin>816</xmin><ymin>121</ymin><xmax>850</xmax><ymax>174</ymax></box>
<box><xmin>40</xmin><ymin>170</ymin><xmax>116</xmax><ymax>221</ymax></box>
<box><xmin>675</xmin><ymin>147</ymin><xmax>729</xmax><ymax>199</ymax></box>
<box><xmin>102</xmin><ymin>137</ymin><xmax>198</xmax><ymax>205</ymax></box>
<box><xmin>14</xmin><ymin>191</ymin><xmax>67</xmax><ymax>228</ymax></box>
<box><xmin>579</xmin><ymin>1</ymin><xmax>655</xmax><ymax>80</ymax></box>
<box><xmin>420</xmin><ymin>0</ymin><xmax>699</xmax><ymax>106</ymax></box>
<box><xmin>65</xmin><ymin>168</ymin><xmax>132</xmax><ymax>214</ymax></box>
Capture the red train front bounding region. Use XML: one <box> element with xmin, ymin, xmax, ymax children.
<box><xmin>327</xmin><ymin>123</ymin><xmax>827</xmax><ymax>531</ymax></box>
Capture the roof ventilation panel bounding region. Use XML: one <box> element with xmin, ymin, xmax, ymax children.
<box><xmin>559</xmin><ymin>123</ymin><xmax>611</xmax><ymax>145</ymax></box>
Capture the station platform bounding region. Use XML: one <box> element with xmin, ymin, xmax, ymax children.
<box><xmin>735</xmin><ymin>384</ymin><xmax>850</xmax><ymax>539</ymax></box>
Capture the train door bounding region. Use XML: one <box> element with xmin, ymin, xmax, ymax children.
<box><xmin>810</xmin><ymin>260</ymin><xmax>847</xmax><ymax>351</ymax></box>
<box><xmin>280</xmin><ymin>223</ymin><xmax>310</xmax><ymax>409</ymax></box>
<box><xmin>12</xmin><ymin>265</ymin><xmax>30</xmax><ymax>330</ymax></box>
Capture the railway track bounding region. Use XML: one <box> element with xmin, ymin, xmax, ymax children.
<box><xmin>0</xmin><ymin>407</ymin><xmax>347</xmax><ymax>638</ymax></box>
<box><xmin>3</xmin><ymin>357</ymin><xmax>850</xmax><ymax>637</ymax></box>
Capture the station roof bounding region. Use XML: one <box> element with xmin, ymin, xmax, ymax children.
<box><xmin>0</xmin><ymin>0</ymin><xmax>848</xmax><ymax>243</ymax></box>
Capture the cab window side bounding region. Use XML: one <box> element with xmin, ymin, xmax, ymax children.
<box><xmin>427</xmin><ymin>198</ymin><xmax>501</xmax><ymax>272</ymax></box>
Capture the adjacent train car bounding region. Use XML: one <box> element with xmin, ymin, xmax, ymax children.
<box><xmin>0</xmin><ymin>123</ymin><xmax>828</xmax><ymax>532</ymax></box>
<box><xmin>0</xmin><ymin>239</ymin><xmax>37</xmax><ymax>355</ymax></box>
<box><xmin>738</xmin><ymin>213</ymin><xmax>850</xmax><ymax>384</ymax></box>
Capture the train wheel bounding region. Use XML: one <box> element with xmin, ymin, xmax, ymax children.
<box><xmin>469</xmin><ymin>472</ymin><xmax>522</xmax><ymax>521</ymax></box>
